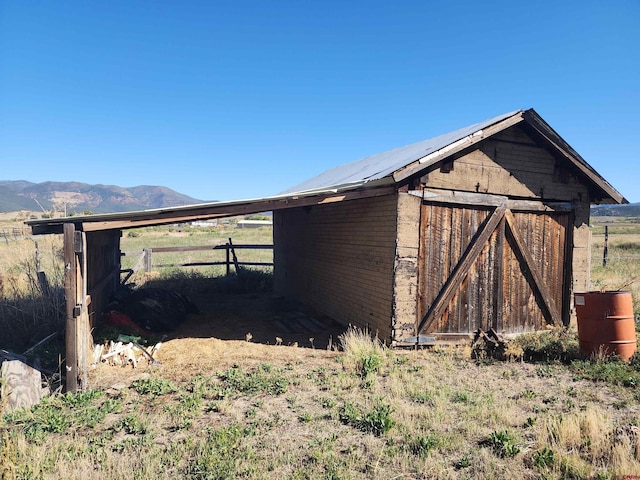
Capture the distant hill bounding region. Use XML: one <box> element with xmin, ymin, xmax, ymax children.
<box><xmin>591</xmin><ymin>203</ymin><xmax>640</xmax><ymax>217</ymax></box>
<box><xmin>0</xmin><ymin>180</ymin><xmax>205</xmax><ymax>214</ymax></box>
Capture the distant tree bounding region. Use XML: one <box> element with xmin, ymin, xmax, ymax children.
<box><xmin>245</xmin><ymin>214</ymin><xmax>271</xmax><ymax>221</ymax></box>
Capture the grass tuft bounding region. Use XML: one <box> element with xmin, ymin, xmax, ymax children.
<box><xmin>338</xmin><ymin>326</ymin><xmax>387</xmax><ymax>378</ymax></box>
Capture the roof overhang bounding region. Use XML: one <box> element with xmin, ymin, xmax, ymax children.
<box><xmin>520</xmin><ymin>109</ymin><xmax>626</xmax><ymax>204</ymax></box>
<box><xmin>26</xmin><ymin>184</ymin><xmax>396</xmax><ymax>235</ymax></box>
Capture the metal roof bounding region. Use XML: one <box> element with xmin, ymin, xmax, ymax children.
<box><xmin>281</xmin><ymin>110</ymin><xmax>521</xmax><ymax>194</ymax></box>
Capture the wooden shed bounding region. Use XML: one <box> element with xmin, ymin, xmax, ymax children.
<box><xmin>272</xmin><ymin>109</ymin><xmax>626</xmax><ymax>344</ymax></box>
<box><xmin>26</xmin><ymin>108</ymin><xmax>625</xmax><ymax>391</ymax></box>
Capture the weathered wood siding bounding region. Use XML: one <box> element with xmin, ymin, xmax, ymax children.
<box><xmin>274</xmin><ymin>195</ymin><xmax>397</xmax><ymax>341</ymax></box>
<box><xmin>423</xmin><ymin>125</ymin><xmax>590</xmax><ymax>203</ymax></box>
<box><xmin>418</xmin><ymin>124</ymin><xmax>591</xmax><ymax>327</ymax></box>
<box><xmin>86</xmin><ymin>230</ymin><xmax>121</xmax><ymax>326</ymax></box>
<box><xmin>414</xmin><ymin>203</ymin><xmax>570</xmax><ymax>336</ymax></box>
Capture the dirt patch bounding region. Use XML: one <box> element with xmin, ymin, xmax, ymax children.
<box><xmin>90</xmin><ymin>291</ymin><xmax>346</xmax><ymax>389</ymax></box>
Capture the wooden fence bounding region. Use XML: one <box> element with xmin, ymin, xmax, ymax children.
<box><xmin>123</xmin><ymin>239</ymin><xmax>273</xmax><ymax>275</ymax></box>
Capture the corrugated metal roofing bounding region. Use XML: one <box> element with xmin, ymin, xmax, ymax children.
<box><xmin>281</xmin><ymin>110</ymin><xmax>522</xmax><ymax>194</ymax></box>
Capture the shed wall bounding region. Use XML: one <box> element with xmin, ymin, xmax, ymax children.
<box><xmin>392</xmin><ymin>125</ymin><xmax>592</xmax><ymax>337</ymax></box>
<box><xmin>274</xmin><ymin>195</ymin><xmax>397</xmax><ymax>341</ymax></box>
<box><xmin>426</xmin><ymin>126</ymin><xmax>591</xmax><ymax>305</ymax></box>
<box><xmin>423</xmin><ymin>125</ymin><xmax>590</xmax><ymax>203</ymax></box>
<box><xmin>86</xmin><ymin>230</ymin><xmax>121</xmax><ymax>326</ymax></box>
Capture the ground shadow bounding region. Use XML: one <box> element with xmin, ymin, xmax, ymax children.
<box><xmin>96</xmin><ymin>272</ymin><xmax>347</xmax><ymax>351</ymax></box>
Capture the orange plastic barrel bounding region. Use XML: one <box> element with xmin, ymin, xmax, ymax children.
<box><xmin>574</xmin><ymin>291</ymin><xmax>637</xmax><ymax>361</ymax></box>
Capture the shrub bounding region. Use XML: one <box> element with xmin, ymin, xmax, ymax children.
<box><xmin>513</xmin><ymin>328</ymin><xmax>580</xmax><ymax>363</ymax></box>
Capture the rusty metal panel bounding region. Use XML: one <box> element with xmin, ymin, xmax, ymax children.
<box><xmin>418</xmin><ymin>202</ymin><xmax>570</xmax><ymax>335</ymax></box>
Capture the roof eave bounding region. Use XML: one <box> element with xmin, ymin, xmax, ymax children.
<box><xmin>392</xmin><ymin>108</ymin><xmax>626</xmax><ymax>205</ymax></box>
<box><xmin>521</xmin><ymin>109</ymin><xmax>627</xmax><ymax>204</ymax></box>
<box><xmin>392</xmin><ymin>111</ymin><xmax>526</xmax><ymax>183</ymax></box>
<box><xmin>26</xmin><ymin>183</ymin><xmax>397</xmax><ymax>235</ymax></box>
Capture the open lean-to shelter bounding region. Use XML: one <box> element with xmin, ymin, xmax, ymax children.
<box><xmin>27</xmin><ymin>108</ymin><xmax>626</xmax><ymax>391</ymax></box>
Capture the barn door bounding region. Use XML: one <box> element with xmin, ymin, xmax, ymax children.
<box><xmin>416</xmin><ymin>202</ymin><xmax>571</xmax><ymax>336</ymax></box>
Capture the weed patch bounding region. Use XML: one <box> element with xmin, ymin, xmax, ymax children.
<box><xmin>131</xmin><ymin>377</ymin><xmax>177</xmax><ymax>396</ymax></box>
<box><xmin>482</xmin><ymin>429</ymin><xmax>521</xmax><ymax>458</ymax></box>
<box><xmin>570</xmin><ymin>358</ymin><xmax>640</xmax><ymax>387</ymax></box>
<box><xmin>531</xmin><ymin>446</ymin><xmax>555</xmax><ymax>468</ymax></box>
<box><xmin>184</xmin><ymin>423</ymin><xmax>253</xmax><ymax>479</ymax></box>
<box><xmin>217</xmin><ymin>364</ymin><xmax>289</xmax><ymax>397</ymax></box>
<box><xmin>514</xmin><ymin>329</ymin><xmax>580</xmax><ymax>363</ymax></box>
<box><xmin>339</xmin><ymin>326</ymin><xmax>387</xmax><ymax>379</ymax></box>
<box><xmin>112</xmin><ymin>414</ymin><xmax>148</xmax><ymax>435</ymax></box>
<box><xmin>339</xmin><ymin>401</ymin><xmax>394</xmax><ymax>436</ymax></box>
<box><xmin>407</xmin><ymin>434</ymin><xmax>438</xmax><ymax>457</ymax></box>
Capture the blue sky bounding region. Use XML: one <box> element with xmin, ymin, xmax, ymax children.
<box><xmin>1</xmin><ymin>0</ymin><xmax>638</xmax><ymax>203</ymax></box>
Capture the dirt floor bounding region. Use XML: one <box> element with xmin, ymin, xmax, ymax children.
<box><xmin>90</xmin><ymin>291</ymin><xmax>348</xmax><ymax>389</ymax></box>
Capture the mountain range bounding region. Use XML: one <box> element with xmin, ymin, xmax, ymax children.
<box><xmin>0</xmin><ymin>180</ymin><xmax>205</xmax><ymax>214</ymax></box>
<box><xmin>1</xmin><ymin>179</ymin><xmax>636</xmax><ymax>218</ymax></box>
<box><xmin>591</xmin><ymin>203</ymin><xmax>640</xmax><ymax>217</ymax></box>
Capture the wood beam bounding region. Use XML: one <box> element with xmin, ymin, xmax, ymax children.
<box><xmin>410</xmin><ymin>189</ymin><xmax>573</xmax><ymax>211</ymax></box>
<box><xmin>79</xmin><ymin>186</ymin><xmax>396</xmax><ymax>232</ymax></box>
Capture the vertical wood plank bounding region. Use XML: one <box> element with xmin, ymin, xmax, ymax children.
<box><xmin>505</xmin><ymin>210</ymin><xmax>562</xmax><ymax>327</ymax></box>
<box><xmin>77</xmin><ymin>231</ymin><xmax>89</xmax><ymax>392</ymax></box>
<box><xmin>63</xmin><ymin>223</ymin><xmax>78</xmax><ymax>393</ymax></box>
<box><xmin>418</xmin><ymin>206</ymin><xmax>506</xmax><ymax>335</ymax></box>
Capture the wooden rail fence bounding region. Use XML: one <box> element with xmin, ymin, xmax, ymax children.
<box><xmin>123</xmin><ymin>239</ymin><xmax>273</xmax><ymax>275</ymax></box>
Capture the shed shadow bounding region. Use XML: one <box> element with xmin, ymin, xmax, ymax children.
<box><xmin>102</xmin><ymin>272</ymin><xmax>346</xmax><ymax>350</ymax></box>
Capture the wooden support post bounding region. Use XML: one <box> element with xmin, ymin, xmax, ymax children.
<box><xmin>144</xmin><ymin>248</ymin><xmax>153</xmax><ymax>273</ymax></box>
<box><xmin>64</xmin><ymin>223</ymin><xmax>78</xmax><ymax>393</ymax></box>
<box><xmin>75</xmin><ymin>230</ymin><xmax>89</xmax><ymax>392</ymax></box>
<box><xmin>35</xmin><ymin>240</ymin><xmax>51</xmax><ymax>295</ymax></box>
<box><xmin>603</xmin><ymin>225</ymin><xmax>609</xmax><ymax>267</ymax></box>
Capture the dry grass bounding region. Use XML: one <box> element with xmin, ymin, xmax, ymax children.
<box><xmin>2</xmin><ymin>215</ymin><xmax>640</xmax><ymax>478</ymax></box>
<box><xmin>0</xmin><ymin>234</ymin><xmax>64</xmax><ymax>351</ymax></box>
<box><xmin>3</xmin><ymin>338</ymin><xmax>640</xmax><ymax>479</ymax></box>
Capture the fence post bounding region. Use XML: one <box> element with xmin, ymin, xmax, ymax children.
<box><xmin>603</xmin><ymin>225</ymin><xmax>609</xmax><ymax>267</ymax></box>
<box><xmin>225</xmin><ymin>244</ymin><xmax>230</xmax><ymax>276</ymax></box>
<box><xmin>144</xmin><ymin>248</ymin><xmax>153</xmax><ymax>273</ymax></box>
<box><xmin>34</xmin><ymin>240</ymin><xmax>51</xmax><ymax>295</ymax></box>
